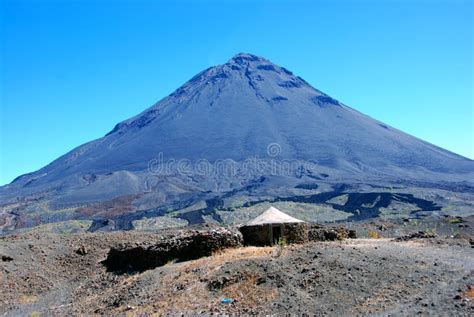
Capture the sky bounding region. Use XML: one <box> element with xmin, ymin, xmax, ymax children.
<box><xmin>0</xmin><ymin>0</ymin><xmax>473</xmax><ymax>185</ymax></box>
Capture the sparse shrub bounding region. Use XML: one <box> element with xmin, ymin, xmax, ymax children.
<box><xmin>165</xmin><ymin>258</ymin><xmax>177</xmax><ymax>266</ymax></box>
<box><xmin>450</xmin><ymin>228</ymin><xmax>460</xmax><ymax>237</ymax></box>
<box><xmin>368</xmin><ymin>229</ymin><xmax>382</xmax><ymax>239</ymax></box>
<box><xmin>426</xmin><ymin>227</ymin><xmax>437</xmax><ymax>236</ymax></box>
<box><xmin>274</xmin><ymin>237</ymin><xmax>287</xmax><ymax>257</ymax></box>
<box><xmin>447</xmin><ymin>218</ymin><xmax>463</xmax><ymax>224</ymax></box>
<box><xmin>336</xmin><ymin>228</ymin><xmax>348</xmax><ymax>241</ymax></box>
<box><xmin>278</xmin><ymin>237</ymin><xmax>287</xmax><ymax>247</ymax></box>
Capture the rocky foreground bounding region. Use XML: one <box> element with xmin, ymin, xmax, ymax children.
<box><xmin>0</xmin><ymin>223</ymin><xmax>473</xmax><ymax>316</ymax></box>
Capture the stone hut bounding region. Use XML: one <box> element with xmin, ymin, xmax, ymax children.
<box><xmin>239</xmin><ymin>206</ymin><xmax>308</xmax><ymax>246</ymax></box>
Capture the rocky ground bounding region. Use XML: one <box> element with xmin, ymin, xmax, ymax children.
<box><xmin>0</xmin><ymin>219</ymin><xmax>473</xmax><ymax>316</ymax></box>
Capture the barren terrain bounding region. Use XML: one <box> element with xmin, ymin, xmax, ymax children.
<box><xmin>1</xmin><ymin>222</ymin><xmax>473</xmax><ymax>315</ymax></box>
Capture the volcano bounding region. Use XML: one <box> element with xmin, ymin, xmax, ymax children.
<box><xmin>1</xmin><ymin>53</ymin><xmax>473</xmax><ymax>232</ymax></box>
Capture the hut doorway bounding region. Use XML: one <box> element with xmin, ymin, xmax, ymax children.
<box><xmin>272</xmin><ymin>225</ymin><xmax>282</xmax><ymax>244</ymax></box>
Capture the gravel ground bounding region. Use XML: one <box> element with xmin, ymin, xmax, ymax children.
<box><xmin>0</xmin><ymin>227</ymin><xmax>473</xmax><ymax>315</ymax></box>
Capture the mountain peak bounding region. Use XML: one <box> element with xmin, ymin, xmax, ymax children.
<box><xmin>1</xmin><ymin>53</ymin><xmax>473</xmax><ymax>233</ymax></box>
<box><xmin>228</xmin><ymin>53</ymin><xmax>269</xmax><ymax>65</ymax></box>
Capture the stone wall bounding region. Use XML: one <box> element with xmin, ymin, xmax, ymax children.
<box><xmin>283</xmin><ymin>223</ymin><xmax>309</xmax><ymax>244</ymax></box>
<box><xmin>102</xmin><ymin>228</ymin><xmax>243</xmax><ymax>273</ymax></box>
<box><xmin>308</xmin><ymin>224</ymin><xmax>356</xmax><ymax>241</ymax></box>
<box><xmin>240</xmin><ymin>224</ymin><xmax>272</xmax><ymax>246</ymax></box>
<box><xmin>240</xmin><ymin>223</ymin><xmax>309</xmax><ymax>246</ymax></box>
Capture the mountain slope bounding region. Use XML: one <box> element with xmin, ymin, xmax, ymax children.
<box><xmin>1</xmin><ymin>53</ymin><xmax>473</xmax><ymax>232</ymax></box>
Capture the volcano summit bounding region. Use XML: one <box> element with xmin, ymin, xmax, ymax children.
<box><xmin>1</xmin><ymin>53</ymin><xmax>473</xmax><ymax>233</ymax></box>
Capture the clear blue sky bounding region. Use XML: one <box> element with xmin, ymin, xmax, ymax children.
<box><xmin>1</xmin><ymin>0</ymin><xmax>473</xmax><ymax>185</ymax></box>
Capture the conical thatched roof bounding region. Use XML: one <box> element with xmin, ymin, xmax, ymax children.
<box><xmin>246</xmin><ymin>207</ymin><xmax>304</xmax><ymax>226</ymax></box>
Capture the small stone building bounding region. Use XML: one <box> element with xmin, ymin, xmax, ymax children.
<box><xmin>239</xmin><ymin>207</ymin><xmax>308</xmax><ymax>246</ymax></box>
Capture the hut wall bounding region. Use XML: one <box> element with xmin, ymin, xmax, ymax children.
<box><xmin>282</xmin><ymin>223</ymin><xmax>309</xmax><ymax>244</ymax></box>
<box><xmin>240</xmin><ymin>224</ymin><xmax>272</xmax><ymax>246</ymax></box>
<box><xmin>240</xmin><ymin>223</ymin><xmax>309</xmax><ymax>246</ymax></box>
